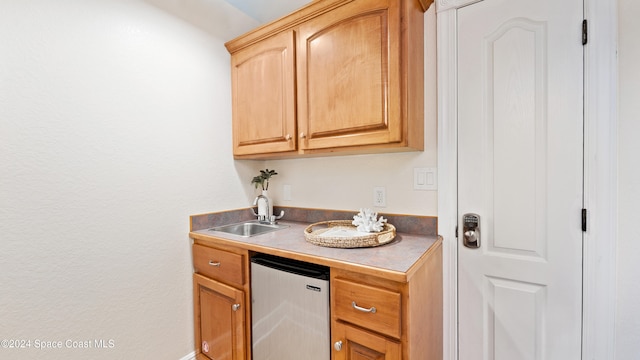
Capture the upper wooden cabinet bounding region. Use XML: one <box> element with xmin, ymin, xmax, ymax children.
<box><xmin>225</xmin><ymin>0</ymin><xmax>432</xmax><ymax>159</ymax></box>
<box><xmin>230</xmin><ymin>30</ymin><xmax>296</xmax><ymax>156</ymax></box>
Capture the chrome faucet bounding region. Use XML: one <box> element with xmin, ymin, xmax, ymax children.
<box><xmin>253</xmin><ymin>194</ymin><xmax>270</xmax><ymax>221</ymax></box>
<box><xmin>251</xmin><ymin>195</ymin><xmax>285</xmax><ymax>224</ymax></box>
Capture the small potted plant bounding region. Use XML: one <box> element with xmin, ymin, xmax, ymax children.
<box><xmin>251</xmin><ymin>169</ymin><xmax>278</xmax><ymax>191</ymax></box>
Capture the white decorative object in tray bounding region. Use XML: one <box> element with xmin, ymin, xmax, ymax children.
<box><xmin>352</xmin><ymin>208</ymin><xmax>387</xmax><ymax>232</ymax></box>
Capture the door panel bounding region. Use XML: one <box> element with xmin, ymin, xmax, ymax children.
<box><xmin>488</xmin><ymin>277</ymin><xmax>546</xmax><ymax>359</ymax></box>
<box><xmin>333</xmin><ymin>321</ymin><xmax>401</xmax><ymax>360</ymax></box>
<box><xmin>194</xmin><ymin>274</ymin><xmax>245</xmax><ymax>360</ymax></box>
<box><xmin>296</xmin><ymin>0</ymin><xmax>403</xmax><ymax>150</ymax></box>
<box><xmin>457</xmin><ymin>0</ymin><xmax>583</xmax><ymax>358</ymax></box>
<box><xmin>231</xmin><ymin>30</ymin><xmax>297</xmax><ymax>156</ymax></box>
<box><xmin>489</xmin><ymin>18</ymin><xmax>548</xmax><ymax>260</ymax></box>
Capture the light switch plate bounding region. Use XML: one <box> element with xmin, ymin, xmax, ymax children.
<box><xmin>414</xmin><ymin>168</ymin><xmax>437</xmax><ymax>190</ymax></box>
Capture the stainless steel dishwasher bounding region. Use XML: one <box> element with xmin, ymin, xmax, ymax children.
<box><xmin>250</xmin><ymin>254</ymin><xmax>330</xmax><ymax>360</ymax></box>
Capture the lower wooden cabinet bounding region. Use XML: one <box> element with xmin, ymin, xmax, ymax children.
<box><xmin>192</xmin><ymin>243</ymin><xmax>251</xmax><ymax>360</ymax></box>
<box><xmin>191</xmin><ymin>238</ymin><xmax>442</xmax><ymax>360</ymax></box>
<box><xmin>333</xmin><ymin>321</ymin><xmax>401</xmax><ymax>360</ymax></box>
<box><xmin>330</xmin><ymin>243</ymin><xmax>443</xmax><ymax>360</ymax></box>
<box><xmin>193</xmin><ymin>273</ymin><xmax>246</xmax><ymax>360</ymax></box>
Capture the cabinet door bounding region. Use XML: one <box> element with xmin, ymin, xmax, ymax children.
<box><xmin>333</xmin><ymin>321</ymin><xmax>401</xmax><ymax>360</ymax></box>
<box><xmin>231</xmin><ymin>30</ymin><xmax>297</xmax><ymax>156</ymax></box>
<box><xmin>297</xmin><ymin>0</ymin><xmax>403</xmax><ymax>151</ymax></box>
<box><xmin>194</xmin><ymin>273</ymin><xmax>245</xmax><ymax>360</ymax></box>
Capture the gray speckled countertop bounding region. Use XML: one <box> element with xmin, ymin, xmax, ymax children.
<box><xmin>190</xmin><ymin>219</ymin><xmax>441</xmax><ymax>283</ymax></box>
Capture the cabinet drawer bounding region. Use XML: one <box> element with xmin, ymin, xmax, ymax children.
<box><xmin>333</xmin><ymin>278</ymin><xmax>402</xmax><ymax>339</ymax></box>
<box><xmin>193</xmin><ymin>244</ymin><xmax>244</xmax><ymax>287</ymax></box>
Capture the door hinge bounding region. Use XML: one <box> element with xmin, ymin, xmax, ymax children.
<box><xmin>455</xmin><ymin>225</ymin><xmax>459</xmax><ymax>238</ymax></box>
<box><xmin>582</xmin><ymin>208</ymin><xmax>587</xmax><ymax>232</ymax></box>
<box><xmin>582</xmin><ymin>19</ymin><xmax>588</xmax><ymax>45</ymax></box>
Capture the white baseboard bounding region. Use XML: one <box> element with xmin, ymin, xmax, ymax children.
<box><xmin>178</xmin><ymin>351</ymin><xmax>196</xmax><ymax>360</ymax></box>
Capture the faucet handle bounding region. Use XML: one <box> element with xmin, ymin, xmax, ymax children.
<box><xmin>267</xmin><ymin>211</ymin><xmax>285</xmax><ymax>225</ymax></box>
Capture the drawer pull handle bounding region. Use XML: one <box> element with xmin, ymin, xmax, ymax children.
<box><xmin>208</xmin><ymin>261</ymin><xmax>221</xmax><ymax>267</ymax></box>
<box><xmin>352</xmin><ymin>301</ymin><xmax>377</xmax><ymax>314</ymax></box>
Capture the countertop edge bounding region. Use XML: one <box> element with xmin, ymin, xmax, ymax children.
<box><xmin>190</xmin><ymin>230</ymin><xmax>442</xmax><ymax>283</ymax></box>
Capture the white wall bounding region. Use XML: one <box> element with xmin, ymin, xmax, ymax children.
<box><xmin>3</xmin><ymin>0</ymin><xmax>636</xmax><ymax>358</ymax></box>
<box><xmin>616</xmin><ymin>0</ymin><xmax>640</xmax><ymax>358</ymax></box>
<box><xmin>0</xmin><ymin>0</ymin><xmax>257</xmax><ymax>359</ymax></box>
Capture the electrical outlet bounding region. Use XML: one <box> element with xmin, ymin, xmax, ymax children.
<box><xmin>373</xmin><ymin>187</ymin><xmax>386</xmax><ymax>207</ymax></box>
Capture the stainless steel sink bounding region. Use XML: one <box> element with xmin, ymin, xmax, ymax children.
<box><xmin>209</xmin><ymin>221</ymin><xmax>288</xmax><ymax>237</ymax></box>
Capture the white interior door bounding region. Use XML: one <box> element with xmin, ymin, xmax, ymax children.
<box><xmin>457</xmin><ymin>0</ymin><xmax>584</xmax><ymax>359</ymax></box>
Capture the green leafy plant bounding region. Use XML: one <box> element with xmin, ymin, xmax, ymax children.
<box><xmin>251</xmin><ymin>169</ymin><xmax>278</xmax><ymax>190</ymax></box>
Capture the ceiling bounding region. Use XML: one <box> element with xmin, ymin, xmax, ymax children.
<box><xmin>222</xmin><ymin>0</ymin><xmax>310</xmax><ymax>23</ymax></box>
<box><xmin>142</xmin><ymin>0</ymin><xmax>311</xmax><ymax>40</ymax></box>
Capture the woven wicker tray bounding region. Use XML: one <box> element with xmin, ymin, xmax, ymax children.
<box><xmin>303</xmin><ymin>220</ymin><xmax>396</xmax><ymax>248</ymax></box>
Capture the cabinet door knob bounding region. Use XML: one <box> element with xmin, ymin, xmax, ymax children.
<box><xmin>285</xmin><ymin>134</ymin><xmax>292</xmax><ymax>141</ymax></box>
<box><xmin>232</xmin><ymin>303</ymin><xmax>241</xmax><ymax>312</ymax></box>
<box><xmin>299</xmin><ymin>132</ymin><xmax>306</xmax><ymax>139</ymax></box>
<box><xmin>334</xmin><ymin>340</ymin><xmax>343</xmax><ymax>351</ymax></box>
<box><xmin>209</xmin><ymin>261</ymin><xmax>221</xmax><ymax>267</ymax></box>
